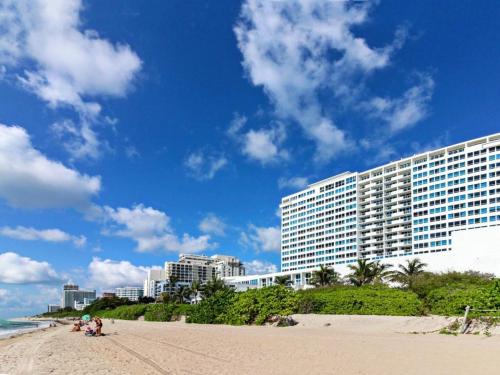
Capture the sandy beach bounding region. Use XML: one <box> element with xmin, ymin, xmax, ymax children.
<box><xmin>1</xmin><ymin>315</ymin><xmax>499</xmax><ymax>375</ymax></box>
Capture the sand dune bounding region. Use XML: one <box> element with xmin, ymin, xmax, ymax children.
<box><xmin>1</xmin><ymin>315</ymin><xmax>499</xmax><ymax>375</ymax></box>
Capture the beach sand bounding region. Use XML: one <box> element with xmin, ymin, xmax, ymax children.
<box><xmin>1</xmin><ymin>315</ymin><xmax>499</xmax><ymax>375</ymax></box>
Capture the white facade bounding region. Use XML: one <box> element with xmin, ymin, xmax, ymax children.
<box><xmin>116</xmin><ymin>287</ymin><xmax>144</xmax><ymax>301</ymax></box>
<box><xmin>211</xmin><ymin>255</ymin><xmax>246</xmax><ymax>277</ymax></box>
<box><xmin>143</xmin><ymin>254</ymin><xmax>245</xmax><ymax>299</ymax></box>
<box><xmin>280</xmin><ymin>133</ymin><xmax>500</xmax><ymax>272</ymax></box>
<box><xmin>47</xmin><ymin>304</ymin><xmax>60</xmax><ymax>313</ymax></box>
<box><xmin>143</xmin><ymin>269</ymin><xmax>166</xmax><ymax>298</ymax></box>
<box><xmin>61</xmin><ymin>285</ymin><xmax>96</xmax><ymax>309</ymax></box>
<box><xmin>74</xmin><ymin>297</ymin><xmax>95</xmax><ymax>311</ymax></box>
<box><xmin>225</xmin><ymin>133</ymin><xmax>500</xmax><ymax>290</ymax></box>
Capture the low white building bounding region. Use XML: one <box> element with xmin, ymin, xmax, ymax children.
<box><xmin>47</xmin><ymin>304</ymin><xmax>60</xmax><ymax>313</ymax></box>
<box><xmin>74</xmin><ymin>297</ymin><xmax>95</xmax><ymax>311</ymax></box>
<box><xmin>115</xmin><ymin>287</ymin><xmax>144</xmax><ymax>301</ymax></box>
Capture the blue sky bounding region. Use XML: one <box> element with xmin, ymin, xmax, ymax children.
<box><xmin>0</xmin><ymin>0</ymin><xmax>499</xmax><ymax>318</ymax></box>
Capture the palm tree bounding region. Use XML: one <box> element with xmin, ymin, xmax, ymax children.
<box><xmin>174</xmin><ymin>285</ymin><xmax>190</xmax><ymax>304</ymax></box>
<box><xmin>201</xmin><ymin>276</ymin><xmax>226</xmax><ymax>298</ymax></box>
<box><xmin>309</xmin><ymin>265</ymin><xmax>339</xmax><ymax>287</ymax></box>
<box><xmin>347</xmin><ymin>259</ymin><xmax>375</xmax><ymax>286</ymax></box>
<box><xmin>390</xmin><ymin>258</ymin><xmax>427</xmax><ymax>289</ymax></box>
<box><xmin>371</xmin><ymin>261</ymin><xmax>393</xmax><ymax>284</ymax></box>
<box><xmin>274</xmin><ymin>275</ymin><xmax>292</xmax><ymax>287</ymax></box>
<box><xmin>157</xmin><ymin>292</ymin><xmax>170</xmax><ymax>304</ymax></box>
<box><xmin>190</xmin><ymin>280</ymin><xmax>202</xmax><ymax>304</ymax></box>
<box><xmin>168</xmin><ymin>275</ymin><xmax>179</xmax><ymax>297</ymax></box>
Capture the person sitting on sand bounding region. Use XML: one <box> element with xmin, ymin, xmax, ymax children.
<box><xmin>71</xmin><ymin>322</ymin><xmax>81</xmax><ymax>332</ymax></box>
<box><xmin>84</xmin><ymin>324</ymin><xmax>95</xmax><ymax>336</ymax></box>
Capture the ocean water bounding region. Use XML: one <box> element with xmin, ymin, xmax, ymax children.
<box><xmin>0</xmin><ymin>319</ymin><xmax>44</xmax><ymax>338</ymax></box>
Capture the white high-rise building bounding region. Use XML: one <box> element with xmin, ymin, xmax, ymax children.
<box><xmin>60</xmin><ymin>284</ymin><xmax>96</xmax><ymax>309</ymax></box>
<box><xmin>280</xmin><ymin>132</ymin><xmax>500</xmax><ymax>272</ymax></box>
<box><xmin>143</xmin><ymin>269</ymin><xmax>166</xmax><ymax>298</ymax></box>
<box><xmin>211</xmin><ymin>255</ymin><xmax>246</xmax><ymax>277</ymax></box>
<box><xmin>224</xmin><ymin>133</ymin><xmax>500</xmax><ymax>290</ymax></box>
<box><xmin>143</xmin><ymin>254</ymin><xmax>246</xmax><ymax>299</ymax></box>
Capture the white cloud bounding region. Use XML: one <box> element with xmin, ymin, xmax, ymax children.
<box><xmin>227</xmin><ymin>112</ymin><xmax>247</xmax><ymax>138</ymax></box>
<box><xmin>366</xmin><ymin>74</ymin><xmax>434</xmax><ymax>132</ymax></box>
<box><xmin>51</xmin><ymin>119</ymin><xmax>103</xmax><ymax>160</ymax></box>
<box><xmin>0</xmin><ymin>0</ymin><xmax>142</xmax><ymax>159</ymax></box>
<box><xmin>184</xmin><ymin>150</ymin><xmax>228</xmax><ymax>180</ymax></box>
<box><xmin>0</xmin><ymin>285</ymin><xmax>60</xmax><ymax>316</ymax></box>
<box><xmin>88</xmin><ymin>257</ymin><xmax>159</xmax><ymax>290</ymax></box>
<box><xmin>240</xmin><ymin>225</ymin><xmax>281</xmax><ymax>253</ymax></box>
<box><xmin>103</xmin><ymin>204</ymin><xmax>214</xmax><ymax>253</ymax></box>
<box><xmin>278</xmin><ymin>176</ymin><xmax>309</xmax><ymax>190</ymax></box>
<box><xmin>242</xmin><ymin>123</ymin><xmax>289</xmax><ymax>164</ymax></box>
<box><xmin>0</xmin><ymin>252</ymin><xmax>59</xmax><ymax>284</ymax></box>
<box><xmin>227</xmin><ymin>113</ymin><xmax>288</xmax><ymax>165</ymax></box>
<box><xmin>0</xmin><ymin>124</ymin><xmax>100</xmax><ymax>209</ymax></box>
<box><xmin>235</xmin><ymin>1</ymin><xmax>431</xmax><ymax>162</ymax></box>
<box><xmin>125</xmin><ymin>145</ymin><xmax>140</xmax><ymax>159</ymax></box>
<box><xmin>199</xmin><ymin>214</ymin><xmax>226</xmax><ymax>236</ymax></box>
<box><xmin>0</xmin><ymin>226</ymin><xmax>86</xmax><ymax>247</ymax></box>
<box><xmin>244</xmin><ymin>259</ymin><xmax>278</xmax><ymax>275</ymax></box>
<box><xmin>1</xmin><ymin>0</ymin><xmax>141</xmax><ymax>113</ymax></box>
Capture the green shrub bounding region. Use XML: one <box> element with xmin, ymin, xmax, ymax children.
<box><xmin>142</xmin><ymin>303</ymin><xmax>193</xmax><ymax>322</ymax></box>
<box><xmin>40</xmin><ymin>310</ymin><xmax>81</xmax><ymax>318</ymax></box>
<box><xmin>173</xmin><ymin>303</ymin><xmax>193</xmax><ymax>317</ymax></box>
<box><xmin>410</xmin><ymin>271</ymin><xmax>494</xmax><ymax>300</ymax></box>
<box><xmin>186</xmin><ymin>289</ymin><xmax>236</xmax><ymax>324</ymax></box>
<box><xmin>427</xmin><ymin>280</ymin><xmax>500</xmax><ymax>316</ymax></box>
<box><xmin>83</xmin><ymin>297</ymin><xmax>134</xmax><ymax>316</ymax></box>
<box><xmin>297</xmin><ymin>286</ymin><xmax>423</xmax><ymax>316</ymax></box>
<box><xmin>97</xmin><ymin>304</ymin><xmax>147</xmax><ymax>320</ymax></box>
<box><xmin>144</xmin><ymin>304</ymin><xmax>175</xmax><ymax>322</ymax></box>
<box><xmin>223</xmin><ymin>286</ymin><xmax>299</xmax><ymax>325</ymax></box>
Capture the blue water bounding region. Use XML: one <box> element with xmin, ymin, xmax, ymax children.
<box><xmin>0</xmin><ymin>319</ymin><xmax>41</xmax><ymax>337</ymax></box>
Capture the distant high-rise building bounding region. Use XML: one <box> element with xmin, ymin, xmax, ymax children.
<box><xmin>61</xmin><ymin>284</ymin><xmax>96</xmax><ymax>309</ymax></box>
<box><xmin>143</xmin><ymin>253</ymin><xmax>246</xmax><ymax>299</ymax></box>
<box><xmin>211</xmin><ymin>255</ymin><xmax>246</xmax><ymax>277</ymax></box>
<box><xmin>47</xmin><ymin>304</ymin><xmax>60</xmax><ymax>313</ymax></box>
<box><xmin>143</xmin><ymin>269</ymin><xmax>166</xmax><ymax>298</ymax></box>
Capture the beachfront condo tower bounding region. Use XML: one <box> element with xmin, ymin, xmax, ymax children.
<box><xmin>280</xmin><ymin>132</ymin><xmax>500</xmax><ymax>272</ymax></box>
<box><xmin>224</xmin><ymin>133</ymin><xmax>500</xmax><ymax>290</ymax></box>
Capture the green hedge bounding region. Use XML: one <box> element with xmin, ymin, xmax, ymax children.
<box><xmin>187</xmin><ymin>286</ymin><xmax>298</xmax><ymax>325</ymax></box>
<box><xmin>297</xmin><ymin>286</ymin><xmax>424</xmax><ymax>316</ymax></box>
<box><xmin>427</xmin><ymin>280</ymin><xmax>500</xmax><ymax>316</ymax></box>
<box><xmin>40</xmin><ymin>310</ymin><xmax>81</xmax><ymax>318</ymax></box>
<box><xmin>143</xmin><ymin>303</ymin><xmax>194</xmax><ymax>322</ymax></box>
<box><xmin>144</xmin><ymin>304</ymin><xmax>176</xmax><ymax>321</ymax></box>
<box><xmin>96</xmin><ymin>304</ymin><xmax>148</xmax><ymax>320</ymax></box>
<box><xmin>186</xmin><ymin>289</ymin><xmax>236</xmax><ymax>324</ymax></box>
<box><xmin>223</xmin><ymin>286</ymin><xmax>299</xmax><ymax>325</ymax></box>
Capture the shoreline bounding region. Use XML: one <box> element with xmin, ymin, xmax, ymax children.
<box><xmin>0</xmin><ymin>318</ymin><xmax>57</xmax><ymax>340</ymax></box>
<box><xmin>1</xmin><ymin>314</ymin><xmax>500</xmax><ymax>374</ymax></box>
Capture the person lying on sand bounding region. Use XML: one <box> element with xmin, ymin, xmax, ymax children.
<box><xmin>71</xmin><ymin>322</ymin><xmax>81</xmax><ymax>332</ymax></box>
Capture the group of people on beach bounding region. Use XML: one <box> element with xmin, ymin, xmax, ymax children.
<box><xmin>71</xmin><ymin>317</ymin><xmax>103</xmax><ymax>336</ymax></box>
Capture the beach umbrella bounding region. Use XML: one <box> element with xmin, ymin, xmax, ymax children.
<box><xmin>81</xmin><ymin>314</ymin><xmax>91</xmax><ymax>321</ymax></box>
